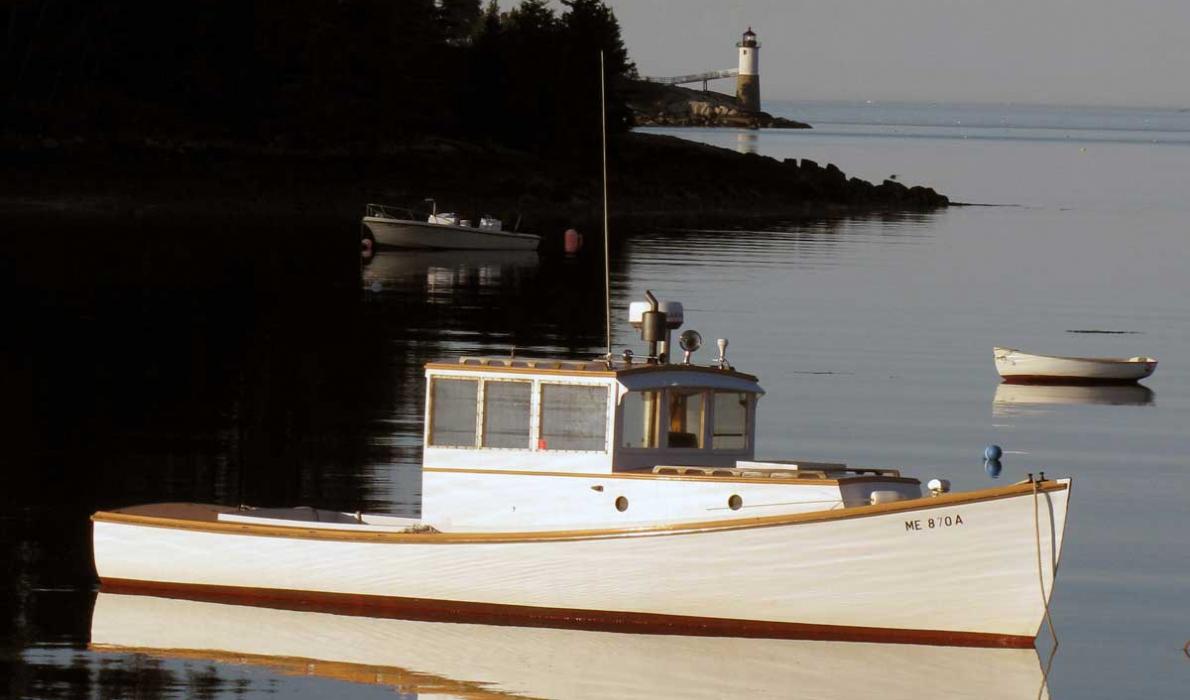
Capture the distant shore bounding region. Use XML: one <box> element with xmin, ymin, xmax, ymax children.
<box><xmin>3</xmin><ymin>130</ymin><xmax>947</xmax><ymax>249</ymax></box>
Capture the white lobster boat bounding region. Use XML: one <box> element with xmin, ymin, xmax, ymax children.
<box><xmin>93</xmin><ymin>296</ymin><xmax>1071</xmax><ymax>648</ymax></box>
<box><xmin>361</xmin><ymin>202</ymin><xmax>540</xmax><ymax>250</ymax></box>
<box><xmin>994</xmin><ymin>346</ymin><xmax>1157</xmax><ymax>384</ymax></box>
<box><xmin>89</xmin><ymin>591</ymin><xmax>1052</xmax><ymax>699</ymax></box>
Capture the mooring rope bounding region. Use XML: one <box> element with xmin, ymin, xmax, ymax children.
<box><xmin>1032</xmin><ymin>478</ymin><xmax>1059</xmax><ymax>648</ymax></box>
<box><xmin>1031</xmin><ymin>477</ymin><xmax>1060</xmax><ymax>700</ymax></box>
<box><xmin>1037</xmin><ymin>640</ymin><xmax>1059</xmax><ymax>700</ymax></box>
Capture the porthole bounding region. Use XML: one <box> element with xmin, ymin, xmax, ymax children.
<box><xmin>728</xmin><ymin>494</ymin><xmax>743</xmax><ymax>511</ymax></box>
<box><xmin>615</xmin><ymin>496</ymin><xmax>629</xmax><ymax>512</ymax></box>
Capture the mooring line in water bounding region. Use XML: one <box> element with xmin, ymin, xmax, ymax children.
<box><xmin>1037</xmin><ymin>640</ymin><xmax>1059</xmax><ymax>700</ymax></box>
<box><xmin>1183</xmin><ymin>639</ymin><xmax>1189</xmax><ymax>659</ymax></box>
<box><xmin>1032</xmin><ymin>478</ymin><xmax>1060</xmax><ymax>700</ymax></box>
<box><xmin>1033</xmin><ymin>479</ymin><xmax>1059</xmax><ymax>648</ymax></box>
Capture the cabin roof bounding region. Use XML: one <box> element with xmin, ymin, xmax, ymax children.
<box><xmin>424</xmin><ymin>356</ymin><xmax>760</xmax><ymax>385</ymax></box>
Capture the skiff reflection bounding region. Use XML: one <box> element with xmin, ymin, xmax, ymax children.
<box><xmin>90</xmin><ymin>592</ymin><xmax>1051</xmax><ymax>700</ymax></box>
<box><xmin>361</xmin><ymin>250</ymin><xmax>539</xmax><ymax>297</ymax></box>
<box><xmin>993</xmin><ymin>382</ymin><xmax>1155</xmax><ymax>416</ymax></box>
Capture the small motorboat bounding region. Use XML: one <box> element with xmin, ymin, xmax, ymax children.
<box><xmin>361</xmin><ymin>201</ymin><xmax>540</xmax><ymax>251</ymax></box>
<box><xmin>994</xmin><ymin>346</ymin><xmax>1157</xmax><ymax>384</ymax></box>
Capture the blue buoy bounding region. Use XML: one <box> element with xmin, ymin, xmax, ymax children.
<box><xmin>984</xmin><ymin>444</ymin><xmax>1003</xmax><ymax>461</ymax></box>
<box><xmin>984</xmin><ymin>458</ymin><xmax>1003</xmax><ymax>479</ymax></box>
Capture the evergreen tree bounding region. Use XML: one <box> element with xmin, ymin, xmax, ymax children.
<box><xmin>438</xmin><ymin>0</ymin><xmax>482</xmax><ymax>45</ymax></box>
<box><xmin>3</xmin><ymin>0</ymin><xmax>637</xmax><ymax>152</ymax></box>
<box><xmin>561</xmin><ymin>0</ymin><xmax>636</xmax><ymax>78</ymax></box>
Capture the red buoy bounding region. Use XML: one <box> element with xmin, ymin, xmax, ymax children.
<box><xmin>564</xmin><ymin>228</ymin><xmax>583</xmax><ymax>254</ymax></box>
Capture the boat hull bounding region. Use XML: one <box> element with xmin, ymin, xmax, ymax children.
<box><xmin>362</xmin><ymin>217</ymin><xmax>540</xmax><ymax>250</ymax></box>
<box><xmin>92</xmin><ymin>480</ymin><xmax>1070</xmax><ymax>647</ymax></box>
<box><xmin>994</xmin><ymin>347</ymin><xmax>1156</xmax><ymax>383</ymax></box>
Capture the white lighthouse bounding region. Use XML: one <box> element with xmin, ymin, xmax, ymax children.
<box><xmin>736</xmin><ymin>27</ymin><xmax>761</xmax><ymax>113</ymax></box>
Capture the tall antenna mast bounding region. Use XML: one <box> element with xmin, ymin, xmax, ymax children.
<box><xmin>600</xmin><ymin>51</ymin><xmax>612</xmax><ymax>364</ymax></box>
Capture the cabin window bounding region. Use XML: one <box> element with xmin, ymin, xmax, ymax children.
<box><xmin>540</xmin><ymin>383</ymin><xmax>608</xmax><ymax>451</ymax></box>
<box><xmin>712</xmin><ymin>391</ymin><xmax>749</xmax><ymax>450</ymax></box>
<box><xmin>429</xmin><ymin>378</ymin><xmax>479</xmax><ymax>447</ymax></box>
<box><xmin>621</xmin><ymin>390</ymin><xmax>662</xmax><ymax>448</ymax></box>
<box><xmin>667</xmin><ymin>389</ymin><xmax>704</xmax><ymax>448</ymax></box>
<box><xmin>482</xmin><ymin>380</ymin><xmax>532</xmax><ymax>448</ymax></box>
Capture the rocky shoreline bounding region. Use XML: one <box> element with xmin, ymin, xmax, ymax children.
<box><xmin>621</xmin><ymin>79</ymin><xmax>810</xmax><ymax>129</ymax></box>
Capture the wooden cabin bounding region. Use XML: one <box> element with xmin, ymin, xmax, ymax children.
<box><xmin>420</xmin><ymin>357</ymin><xmax>919</xmax><ymax>532</ymax></box>
<box><xmin>422</xmin><ymin>357</ymin><xmax>764</xmax><ymax>473</ymax></box>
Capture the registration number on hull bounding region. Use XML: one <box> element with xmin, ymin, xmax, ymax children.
<box><xmin>905</xmin><ymin>514</ymin><xmax>964</xmax><ymax>531</ymax></box>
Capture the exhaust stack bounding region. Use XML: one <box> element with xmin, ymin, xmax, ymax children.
<box><xmin>628</xmin><ymin>290</ymin><xmax>684</xmax><ymax>363</ymax></box>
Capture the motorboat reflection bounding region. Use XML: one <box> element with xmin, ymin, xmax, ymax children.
<box><xmin>90</xmin><ymin>591</ymin><xmax>1051</xmax><ymax>700</ymax></box>
<box><xmin>994</xmin><ymin>382</ymin><xmax>1155</xmax><ymax>416</ymax></box>
<box><xmin>361</xmin><ymin>250</ymin><xmax>539</xmax><ymax>295</ymax></box>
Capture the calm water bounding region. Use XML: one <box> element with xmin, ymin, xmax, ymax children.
<box><xmin>4</xmin><ymin>103</ymin><xmax>1188</xmax><ymax>698</ymax></box>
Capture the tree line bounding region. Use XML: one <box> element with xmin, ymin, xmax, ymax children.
<box><xmin>2</xmin><ymin>0</ymin><xmax>635</xmax><ymax>154</ymax></box>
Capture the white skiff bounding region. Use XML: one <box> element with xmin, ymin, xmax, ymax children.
<box><xmin>994</xmin><ymin>346</ymin><xmax>1156</xmax><ymax>384</ymax></box>
<box><xmin>90</xmin><ymin>591</ymin><xmax>1052</xmax><ymax>699</ymax></box>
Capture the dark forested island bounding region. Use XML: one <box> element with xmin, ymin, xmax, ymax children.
<box><xmin>2</xmin><ymin>0</ymin><xmax>947</xmax><ymax>232</ymax></box>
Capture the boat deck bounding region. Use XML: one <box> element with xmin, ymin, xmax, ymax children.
<box><xmin>107</xmin><ymin>503</ymin><xmax>433</xmax><ymax>533</ymax></box>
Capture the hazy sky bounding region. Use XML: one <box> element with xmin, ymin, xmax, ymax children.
<box><xmin>595</xmin><ymin>0</ymin><xmax>1189</xmax><ymax>107</ymax></box>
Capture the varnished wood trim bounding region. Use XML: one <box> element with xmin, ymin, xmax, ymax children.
<box><xmin>97</xmin><ymin>580</ymin><xmax>1036</xmax><ymax>649</ymax></box>
<box><xmin>90</xmin><ymin>642</ymin><xmax>518</xmax><ymax>699</ymax></box>
<box><xmin>423</xmin><ymin>466</ymin><xmax>920</xmax><ymax>487</ymax></box>
<box><xmin>425</xmin><ymin>363</ymin><xmax>618</xmax><ymax>377</ymax></box>
<box><xmin>92</xmin><ymin>480</ymin><xmax>1068</xmax><ymax>545</ymax></box>
<box><xmin>423</xmin><ymin>361</ymin><xmax>759</xmax><ymax>382</ymax></box>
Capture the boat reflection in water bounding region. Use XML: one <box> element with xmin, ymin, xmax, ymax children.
<box><xmin>993</xmin><ymin>382</ymin><xmax>1155</xmax><ymax>416</ymax></box>
<box><xmin>90</xmin><ymin>592</ymin><xmax>1051</xmax><ymax>700</ymax></box>
<box><xmin>361</xmin><ymin>250</ymin><xmax>540</xmax><ymax>296</ymax></box>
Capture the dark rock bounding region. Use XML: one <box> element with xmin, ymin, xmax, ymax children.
<box><xmin>619</xmin><ymin>79</ymin><xmax>811</xmax><ymax>129</ymax></box>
